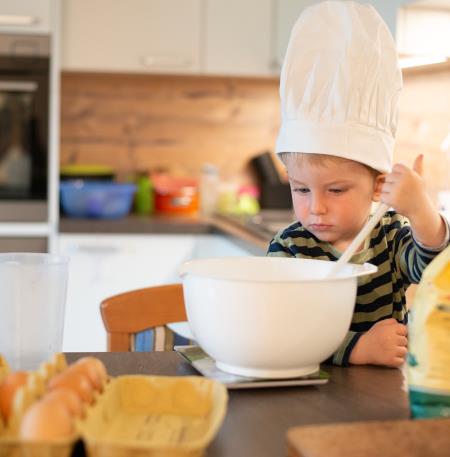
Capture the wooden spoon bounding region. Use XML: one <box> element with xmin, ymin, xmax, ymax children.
<box><xmin>327</xmin><ymin>203</ymin><xmax>389</xmax><ymax>278</ymax></box>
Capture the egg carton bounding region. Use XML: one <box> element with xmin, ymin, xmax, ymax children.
<box><xmin>0</xmin><ymin>358</ymin><xmax>228</xmax><ymax>457</ymax></box>
<box><xmin>76</xmin><ymin>375</ymin><xmax>228</xmax><ymax>457</ymax></box>
<box><xmin>0</xmin><ymin>352</ymin><xmax>72</xmax><ymax>457</ymax></box>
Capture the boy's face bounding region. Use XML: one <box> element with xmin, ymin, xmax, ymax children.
<box><xmin>287</xmin><ymin>156</ymin><xmax>381</xmax><ymax>252</ymax></box>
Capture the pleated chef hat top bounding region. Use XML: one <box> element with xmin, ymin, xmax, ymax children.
<box><xmin>276</xmin><ymin>1</ymin><xmax>403</xmax><ymax>173</ymax></box>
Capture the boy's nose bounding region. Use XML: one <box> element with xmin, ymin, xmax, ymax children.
<box><xmin>309</xmin><ymin>195</ymin><xmax>327</xmax><ymax>215</ymax></box>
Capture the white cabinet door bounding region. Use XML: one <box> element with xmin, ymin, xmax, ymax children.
<box><xmin>61</xmin><ymin>0</ymin><xmax>202</xmax><ymax>74</ymax></box>
<box><xmin>203</xmin><ymin>0</ymin><xmax>273</xmax><ymax>76</ymax></box>
<box><xmin>57</xmin><ymin>233</ymin><xmax>252</xmax><ymax>352</ymax></box>
<box><xmin>190</xmin><ymin>234</ymin><xmax>256</xmax><ymax>259</ymax></box>
<box><xmin>0</xmin><ymin>0</ymin><xmax>52</xmax><ymax>34</ymax></box>
<box><xmin>58</xmin><ymin>234</ymin><xmax>197</xmax><ymax>351</ymax></box>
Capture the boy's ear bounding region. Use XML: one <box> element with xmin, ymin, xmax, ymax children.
<box><xmin>372</xmin><ymin>174</ymin><xmax>385</xmax><ymax>202</ymax></box>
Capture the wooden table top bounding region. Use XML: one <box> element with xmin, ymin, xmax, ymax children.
<box><xmin>65</xmin><ymin>352</ymin><xmax>411</xmax><ymax>457</ymax></box>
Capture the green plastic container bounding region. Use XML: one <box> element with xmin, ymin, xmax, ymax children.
<box><xmin>135</xmin><ymin>174</ymin><xmax>154</xmax><ymax>215</ymax></box>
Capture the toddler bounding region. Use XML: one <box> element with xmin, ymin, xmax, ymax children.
<box><xmin>267</xmin><ymin>1</ymin><xmax>449</xmax><ymax>367</ymax></box>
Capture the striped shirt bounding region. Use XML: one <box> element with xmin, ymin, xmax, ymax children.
<box><xmin>267</xmin><ymin>211</ymin><xmax>450</xmax><ymax>366</ymax></box>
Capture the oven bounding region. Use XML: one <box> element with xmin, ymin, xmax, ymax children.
<box><xmin>0</xmin><ymin>33</ymin><xmax>50</xmax><ymax>222</ymax></box>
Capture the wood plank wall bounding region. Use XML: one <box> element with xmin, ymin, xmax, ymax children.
<box><xmin>60</xmin><ymin>72</ymin><xmax>281</xmax><ymax>185</ymax></box>
<box><xmin>394</xmin><ymin>64</ymin><xmax>450</xmax><ymax>202</ymax></box>
<box><xmin>60</xmin><ymin>66</ymin><xmax>450</xmax><ymax>196</ymax></box>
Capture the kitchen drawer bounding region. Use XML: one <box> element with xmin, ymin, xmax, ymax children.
<box><xmin>0</xmin><ymin>237</ymin><xmax>47</xmax><ymax>253</ymax></box>
<box><xmin>0</xmin><ymin>202</ymin><xmax>48</xmax><ymax>223</ymax></box>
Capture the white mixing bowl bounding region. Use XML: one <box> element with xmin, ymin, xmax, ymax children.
<box><xmin>180</xmin><ymin>256</ymin><xmax>377</xmax><ymax>379</ymax></box>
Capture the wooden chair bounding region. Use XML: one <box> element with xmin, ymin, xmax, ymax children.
<box><xmin>100</xmin><ymin>283</ymin><xmax>187</xmax><ymax>351</ymax></box>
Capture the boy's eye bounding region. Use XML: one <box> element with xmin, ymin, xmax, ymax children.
<box><xmin>329</xmin><ymin>188</ymin><xmax>345</xmax><ymax>194</ymax></box>
<box><xmin>293</xmin><ymin>187</ymin><xmax>310</xmax><ymax>194</ymax></box>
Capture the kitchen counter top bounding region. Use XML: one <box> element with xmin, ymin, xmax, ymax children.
<box><xmin>59</xmin><ymin>210</ymin><xmax>295</xmax><ymax>254</ymax></box>
<box><xmin>59</xmin><ymin>213</ymin><xmax>212</xmax><ymax>235</ymax></box>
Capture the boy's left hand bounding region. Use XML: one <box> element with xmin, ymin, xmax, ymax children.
<box><xmin>380</xmin><ymin>154</ymin><xmax>446</xmax><ymax>248</ymax></box>
<box><xmin>380</xmin><ymin>154</ymin><xmax>428</xmax><ymax>220</ymax></box>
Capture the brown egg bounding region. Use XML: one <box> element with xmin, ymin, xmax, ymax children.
<box><xmin>42</xmin><ymin>388</ymin><xmax>84</xmax><ymax>418</ymax></box>
<box><xmin>0</xmin><ymin>371</ymin><xmax>29</xmax><ymax>423</ymax></box>
<box><xmin>48</xmin><ymin>371</ymin><xmax>94</xmax><ymax>405</ymax></box>
<box><xmin>65</xmin><ymin>359</ymin><xmax>102</xmax><ymax>392</ymax></box>
<box><xmin>19</xmin><ymin>397</ymin><xmax>74</xmax><ymax>440</ymax></box>
<box><xmin>74</xmin><ymin>357</ymin><xmax>108</xmax><ymax>390</ymax></box>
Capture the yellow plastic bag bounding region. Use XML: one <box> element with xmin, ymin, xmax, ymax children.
<box><xmin>407</xmin><ymin>244</ymin><xmax>450</xmax><ymax>418</ymax></box>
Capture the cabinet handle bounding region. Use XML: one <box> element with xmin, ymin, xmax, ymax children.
<box><xmin>76</xmin><ymin>245</ymin><xmax>118</xmax><ymax>254</ymax></box>
<box><xmin>0</xmin><ymin>81</ymin><xmax>38</xmax><ymax>92</ymax></box>
<box><xmin>141</xmin><ymin>56</ymin><xmax>192</xmax><ymax>68</ymax></box>
<box><xmin>0</xmin><ymin>15</ymin><xmax>39</xmax><ymax>26</ymax></box>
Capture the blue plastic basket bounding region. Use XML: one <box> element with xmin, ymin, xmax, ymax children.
<box><xmin>60</xmin><ymin>181</ymin><xmax>137</xmax><ymax>219</ymax></box>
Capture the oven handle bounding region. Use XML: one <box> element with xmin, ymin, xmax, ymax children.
<box><xmin>0</xmin><ymin>81</ymin><xmax>38</xmax><ymax>92</ymax></box>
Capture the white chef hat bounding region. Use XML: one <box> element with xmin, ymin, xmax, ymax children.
<box><xmin>276</xmin><ymin>1</ymin><xmax>403</xmax><ymax>173</ymax></box>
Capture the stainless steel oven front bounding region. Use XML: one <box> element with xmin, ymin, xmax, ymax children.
<box><xmin>0</xmin><ymin>34</ymin><xmax>50</xmax><ymax>222</ymax></box>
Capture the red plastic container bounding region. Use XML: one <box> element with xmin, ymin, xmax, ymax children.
<box><xmin>153</xmin><ymin>175</ymin><xmax>199</xmax><ymax>214</ymax></box>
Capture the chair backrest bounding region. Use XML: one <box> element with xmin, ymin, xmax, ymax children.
<box><xmin>100</xmin><ymin>283</ymin><xmax>187</xmax><ymax>351</ymax></box>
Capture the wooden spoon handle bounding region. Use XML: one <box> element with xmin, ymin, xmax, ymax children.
<box><xmin>327</xmin><ymin>203</ymin><xmax>389</xmax><ymax>278</ymax></box>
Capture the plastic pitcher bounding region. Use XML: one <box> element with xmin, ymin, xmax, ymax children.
<box><xmin>0</xmin><ymin>253</ymin><xmax>69</xmax><ymax>371</ymax></box>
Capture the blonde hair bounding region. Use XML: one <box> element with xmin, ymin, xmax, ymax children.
<box><xmin>278</xmin><ymin>152</ymin><xmax>380</xmax><ymax>178</ymax></box>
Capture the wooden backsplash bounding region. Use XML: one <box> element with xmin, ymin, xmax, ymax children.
<box><xmin>60</xmin><ymin>72</ymin><xmax>281</xmax><ymax>184</ymax></box>
<box><xmin>60</xmin><ymin>66</ymin><xmax>450</xmax><ymax>195</ymax></box>
<box><xmin>394</xmin><ymin>64</ymin><xmax>450</xmax><ymax>201</ymax></box>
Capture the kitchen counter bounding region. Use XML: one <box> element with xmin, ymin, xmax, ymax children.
<box><xmin>59</xmin><ymin>210</ymin><xmax>296</xmax><ymax>255</ymax></box>
<box><xmin>59</xmin><ymin>213</ymin><xmax>212</xmax><ymax>235</ymax></box>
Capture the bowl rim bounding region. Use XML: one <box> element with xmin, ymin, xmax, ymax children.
<box><xmin>179</xmin><ymin>257</ymin><xmax>377</xmax><ymax>283</ymax></box>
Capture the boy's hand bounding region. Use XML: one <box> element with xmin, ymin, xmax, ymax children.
<box><xmin>349</xmin><ymin>319</ymin><xmax>408</xmax><ymax>367</ymax></box>
<box><xmin>380</xmin><ymin>154</ymin><xmax>428</xmax><ymax>220</ymax></box>
<box><xmin>380</xmin><ymin>154</ymin><xmax>446</xmax><ymax>248</ymax></box>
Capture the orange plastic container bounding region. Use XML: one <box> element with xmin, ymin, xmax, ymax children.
<box><xmin>153</xmin><ymin>175</ymin><xmax>199</xmax><ymax>214</ymax></box>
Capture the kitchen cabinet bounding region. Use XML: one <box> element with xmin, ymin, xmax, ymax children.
<box><xmin>203</xmin><ymin>0</ymin><xmax>273</xmax><ymax>76</ymax></box>
<box><xmin>60</xmin><ymin>0</ymin><xmax>416</xmax><ymax>77</ymax></box>
<box><xmin>61</xmin><ymin>0</ymin><xmax>273</xmax><ymax>76</ymax></box>
<box><xmin>0</xmin><ymin>236</ymin><xmax>47</xmax><ymax>252</ymax></box>
<box><xmin>61</xmin><ymin>0</ymin><xmax>202</xmax><ymax>74</ymax></box>
<box><xmin>62</xmin><ymin>0</ymin><xmax>275</xmax><ymax>76</ymax></box>
<box><xmin>58</xmin><ymin>233</ymin><xmax>252</xmax><ymax>351</ymax></box>
<box><xmin>0</xmin><ymin>0</ymin><xmax>52</xmax><ymax>35</ymax></box>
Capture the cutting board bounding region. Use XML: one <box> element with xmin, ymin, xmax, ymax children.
<box><xmin>287</xmin><ymin>418</ymin><xmax>450</xmax><ymax>457</ymax></box>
